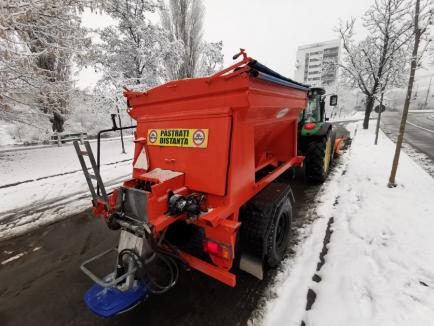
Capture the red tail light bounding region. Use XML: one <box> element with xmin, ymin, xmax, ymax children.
<box><xmin>203</xmin><ymin>240</ymin><xmax>232</xmax><ymax>259</ymax></box>
<box><xmin>304</xmin><ymin>123</ymin><xmax>317</xmax><ymax>130</ymax></box>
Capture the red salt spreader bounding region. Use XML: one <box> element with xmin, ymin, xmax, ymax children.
<box><xmin>74</xmin><ymin>49</ymin><xmax>309</xmax><ymax>317</ymax></box>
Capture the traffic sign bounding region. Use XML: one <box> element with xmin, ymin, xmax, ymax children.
<box><xmin>374</xmin><ymin>104</ymin><xmax>386</xmax><ymax>113</ymax></box>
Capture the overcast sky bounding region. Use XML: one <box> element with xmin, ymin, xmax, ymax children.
<box><xmin>201</xmin><ymin>0</ymin><xmax>373</xmax><ymax>77</ymax></box>
<box><xmin>79</xmin><ymin>0</ymin><xmax>434</xmax><ymax>89</ymax></box>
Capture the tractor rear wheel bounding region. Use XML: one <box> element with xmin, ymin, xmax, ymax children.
<box><xmin>305</xmin><ymin>131</ymin><xmax>335</xmax><ymax>182</ymax></box>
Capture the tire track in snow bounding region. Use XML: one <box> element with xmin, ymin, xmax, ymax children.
<box><xmin>300</xmin><ymin>126</ymin><xmax>357</xmax><ymax>325</ymax></box>
<box><xmin>304</xmin><ymin>214</ymin><xmax>336</xmax><ymax>313</ymax></box>
<box><xmin>300</xmin><ymin>194</ymin><xmax>344</xmax><ymax>324</ymax></box>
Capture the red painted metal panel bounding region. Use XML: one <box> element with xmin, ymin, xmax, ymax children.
<box><xmin>109</xmin><ymin>54</ymin><xmax>309</xmax><ymax>286</ymax></box>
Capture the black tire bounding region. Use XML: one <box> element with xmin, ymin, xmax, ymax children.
<box><xmin>305</xmin><ymin>131</ymin><xmax>333</xmax><ymax>182</ymax></box>
<box><xmin>240</xmin><ymin>183</ymin><xmax>294</xmax><ymax>270</ymax></box>
<box><xmin>265</xmin><ymin>197</ymin><xmax>292</xmax><ymax>268</ymax></box>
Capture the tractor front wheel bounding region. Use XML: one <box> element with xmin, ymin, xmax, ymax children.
<box><xmin>305</xmin><ymin>131</ymin><xmax>335</xmax><ymax>182</ymax></box>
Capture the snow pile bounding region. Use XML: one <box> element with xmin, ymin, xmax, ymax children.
<box><xmin>257</xmin><ymin>123</ymin><xmax>434</xmax><ymax>326</ymax></box>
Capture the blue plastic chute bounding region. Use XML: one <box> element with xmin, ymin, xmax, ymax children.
<box><xmin>84</xmin><ymin>280</ymin><xmax>150</xmax><ymax>318</ymax></box>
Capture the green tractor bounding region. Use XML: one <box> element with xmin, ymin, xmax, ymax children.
<box><xmin>298</xmin><ymin>87</ymin><xmax>339</xmax><ymax>182</ymax></box>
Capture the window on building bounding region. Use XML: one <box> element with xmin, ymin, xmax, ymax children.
<box><xmin>309</xmin><ymin>51</ymin><xmax>323</xmax><ymax>55</ymax></box>
<box><xmin>324</xmin><ymin>47</ymin><xmax>339</xmax><ymax>53</ymax></box>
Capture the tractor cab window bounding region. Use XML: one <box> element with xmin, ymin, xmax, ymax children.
<box><xmin>304</xmin><ymin>96</ymin><xmax>321</xmax><ymax>122</ymax></box>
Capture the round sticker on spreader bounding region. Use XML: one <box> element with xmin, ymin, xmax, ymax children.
<box><xmin>193</xmin><ymin>129</ymin><xmax>205</xmax><ymax>146</ymax></box>
<box><xmin>148</xmin><ymin>130</ymin><xmax>157</xmax><ymax>143</ymax></box>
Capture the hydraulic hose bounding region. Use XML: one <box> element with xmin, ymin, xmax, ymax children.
<box><xmin>118</xmin><ymin>247</ymin><xmax>179</xmax><ymax>295</ymax></box>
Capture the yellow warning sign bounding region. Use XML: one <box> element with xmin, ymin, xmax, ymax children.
<box><xmin>147</xmin><ymin>129</ymin><xmax>209</xmax><ymax>148</ymax></box>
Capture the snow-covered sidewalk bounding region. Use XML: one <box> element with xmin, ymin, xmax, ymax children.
<box><xmin>256</xmin><ymin>123</ymin><xmax>434</xmax><ymax>326</ymax></box>
<box><xmin>0</xmin><ymin>136</ymin><xmax>133</xmax><ymax>187</ymax></box>
<box><xmin>0</xmin><ymin>138</ymin><xmax>134</xmax><ymax>239</ymax></box>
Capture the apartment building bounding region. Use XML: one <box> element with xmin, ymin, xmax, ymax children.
<box><xmin>294</xmin><ymin>39</ymin><xmax>341</xmax><ymax>87</ymax></box>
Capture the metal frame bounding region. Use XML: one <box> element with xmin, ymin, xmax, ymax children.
<box><xmin>96</xmin><ymin>125</ymin><xmax>136</xmax><ymax>195</ymax></box>
<box><xmin>80</xmin><ymin>248</ymin><xmax>137</xmax><ymax>289</ymax></box>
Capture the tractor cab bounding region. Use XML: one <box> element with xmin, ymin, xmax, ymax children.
<box><xmin>299</xmin><ymin>87</ymin><xmax>337</xmax><ymax>136</ymax></box>
<box><xmin>299</xmin><ymin>87</ymin><xmax>326</xmax><ymax>125</ymax></box>
<box><xmin>298</xmin><ymin>87</ymin><xmax>339</xmax><ymax>182</ymax></box>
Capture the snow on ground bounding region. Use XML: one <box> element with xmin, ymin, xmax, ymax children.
<box><xmin>329</xmin><ymin>110</ymin><xmax>365</xmax><ymax>122</ymax></box>
<box><xmin>381</xmin><ymin>123</ymin><xmax>434</xmax><ymax>178</ymax></box>
<box><xmin>409</xmin><ymin>109</ymin><xmax>434</xmax><ymax>113</ymax></box>
<box><xmin>0</xmin><ymin>136</ymin><xmax>133</xmax><ymax>187</ymax></box>
<box><xmin>393</xmin><ymin>141</ymin><xmax>434</xmax><ymax>178</ymax></box>
<box><xmin>255</xmin><ymin>123</ymin><xmax>434</xmax><ymax>326</ymax></box>
<box><xmin>0</xmin><ymin>138</ymin><xmax>134</xmax><ymax>239</ymax></box>
<box><xmin>0</xmin><ymin>121</ymin><xmax>16</xmax><ymax>146</ymax></box>
<box><xmin>330</xmin><ymin>111</ymin><xmax>381</xmax><ymax>123</ymax></box>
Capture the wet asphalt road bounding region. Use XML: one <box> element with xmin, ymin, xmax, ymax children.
<box><xmin>0</xmin><ymin>176</ymin><xmax>323</xmax><ymax>326</ymax></box>
<box><xmin>381</xmin><ymin>111</ymin><xmax>434</xmax><ymax>160</ymax></box>
<box><xmin>0</xmin><ymin>126</ymin><xmax>350</xmax><ymax>326</ymax></box>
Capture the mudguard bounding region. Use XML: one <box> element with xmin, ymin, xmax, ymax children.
<box><xmin>239</xmin><ymin>182</ymin><xmax>294</xmax><ymax>279</ymax></box>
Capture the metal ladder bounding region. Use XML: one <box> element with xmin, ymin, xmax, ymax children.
<box><xmin>73</xmin><ymin>140</ymin><xmax>110</xmax><ymax>209</ymax></box>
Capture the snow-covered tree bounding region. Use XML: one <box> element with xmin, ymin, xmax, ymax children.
<box><xmin>0</xmin><ymin>0</ymin><xmax>89</xmax><ymax>132</ymax></box>
<box><xmin>197</xmin><ymin>41</ymin><xmax>224</xmax><ymax>77</ymax></box>
<box><xmin>91</xmin><ymin>0</ymin><xmax>183</xmax><ymax>104</ymax></box>
<box><xmin>337</xmin><ymin>0</ymin><xmax>415</xmax><ymax>129</ymax></box>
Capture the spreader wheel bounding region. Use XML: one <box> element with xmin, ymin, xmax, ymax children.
<box><xmin>265</xmin><ymin>197</ymin><xmax>292</xmax><ymax>268</ymax></box>
<box><xmin>239</xmin><ymin>183</ymin><xmax>294</xmax><ymax>278</ymax></box>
